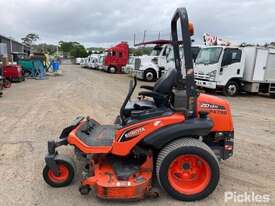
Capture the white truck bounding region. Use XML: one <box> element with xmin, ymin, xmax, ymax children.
<box><xmin>132</xmin><ymin>41</ymin><xmax>201</xmax><ymax>81</ymax></box>
<box><xmin>87</xmin><ymin>55</ymin><xmax>99</xmax><ymax>69</ymax></box>
<box><xmin>97</xmin><ymin>54</ymin><xmax>105</xmax><ymax>70</ymax></box>
<box><xmin>160</xmin><ymin>45</ymin><xmax>201</xmax><ymax>76</ymax></box>
<box><xmin>122</xmin><ymin>56</ymin><xmax>135</xmax><ymax>74</ymax></box>
<box><xmin>131</xmin><ymin>42</ymin><xmax>173</xmax><ymax>81</ymax></box>
<box><xmin>75</xmin><ymin>58</ymin><xmax>81</xmax><ymax>64</ymax></box>
<box><xmin>194</xmin><ymin>46</ymin><xmax>275</xmax><ymax>96</ymax></box>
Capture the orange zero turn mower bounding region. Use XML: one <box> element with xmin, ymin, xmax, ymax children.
<box><xmin>43</xmin><ymin>7</ymin><xmax>234</xmax><ymax>201</ymax></box>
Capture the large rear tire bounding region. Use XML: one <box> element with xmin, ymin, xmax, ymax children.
<box><xmin>156</xmin><ymin>138</ymin><xmax>219</xmax><ymax>201</ymax></box>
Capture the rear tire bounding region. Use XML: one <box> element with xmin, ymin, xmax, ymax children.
<box><xmin>156</xmin><ymin>138</ymin><xmax>219</xmax><ymax>201</ymax></box>
<box><xmin>43</xmin><ymin>156</ymin><xmax>75</xmax><ymax>187</ymax></box>
<box><xmin>224</xmin><ymin>81</ymin><xmax>239</xmax><ymax>96</ymax></box>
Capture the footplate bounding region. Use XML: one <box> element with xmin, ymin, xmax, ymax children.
<box><xmin>76</xmin><ymin>122</ymin><xmax>115</xmax><ymax>146</ymax></box>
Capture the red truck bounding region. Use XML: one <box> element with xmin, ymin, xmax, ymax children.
<box><xmin>103</xmin><ymin>42</ymin><xmax>129</xmax><ymax>73</ymax></box>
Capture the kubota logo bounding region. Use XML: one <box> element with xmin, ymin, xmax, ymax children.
<box><xmin>125</xmin><ymin>127</ymin><xmax>145</xmax><ymax>139</ymax></box>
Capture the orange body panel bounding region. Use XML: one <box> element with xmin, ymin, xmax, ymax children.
<box><xmin>68</xmin><ymin>94</ymin><xmax>233</xmax><ymax>155</ymax></box>
<box><xmin>197</xmin><ymin>94</ymin><xmax>234</xmax><ymax>132</ymax></box>
<box><xmin>111</xmin><ymin>113</ymin><xmax>185</xmax><ymax>156</ymax></box>
<box><xmin>82</xmin><ymin>153</ymin><xmax>153</xmax><ymax>200</ymax></box>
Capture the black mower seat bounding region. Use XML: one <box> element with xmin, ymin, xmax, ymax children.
<box><xmin>124</xmin><ymin>99</ymin><xmax>156</xmax><ymax>116</ymax></box>
<box><xmin>76</xmin><ymin>122</ymin><xmax>115</xmax><ymax>146</ymax></box>
<box><xmin>124</xmin><ymin>68</ymin><xmax>177</xmax><ymax>117</ymax></box>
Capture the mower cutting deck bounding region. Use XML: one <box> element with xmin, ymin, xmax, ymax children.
<box><xmin>43</xmin><ymin>7</ymin><xmax>234</xmax><ymax>201</ymax></box>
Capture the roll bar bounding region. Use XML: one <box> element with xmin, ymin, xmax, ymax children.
<box><xmin>171</xmin><ymin>7</ymin><xmax>197</xmax><ymax>116</ymax></box>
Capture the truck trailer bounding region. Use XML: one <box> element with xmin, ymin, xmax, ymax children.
<box><xmin>194</xmin><ymin>46</ymin><xmax>275</xmax><ymax>97</ymax></box>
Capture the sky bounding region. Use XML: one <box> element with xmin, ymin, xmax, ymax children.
<box><xmin>0</xmin><ymin>0</ymin><xmax>274</xmax><ymax>48</ymax></box>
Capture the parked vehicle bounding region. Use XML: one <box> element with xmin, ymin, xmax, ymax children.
<box><xmin>122</xmin><ymin>56</ymin><xmax>135</xmax><ymax>74</ymax></box>
<box><xmin>75</xmin><ymin>58</ymin><xmax>81</xmax><ymax>65</ymax></box>
<box><xmin>160</xmin><ymin>45</ymin><xmax>201</xmax><ymax>77</ymax></box>
<box><xmin>131</xmin><ymin>41</ymin><xmax>169</xmax><ymax>81</ymax></box>
<box><xmin>81</xmin><ymin>57</ymin><xmax>89</xmax><ymax>68</ymax></box>
<box><xmin>132</xmin><ymin>40</ymin><xmax>200</xmax><ymax>81</ymax></box>
<box><xmin>3</xmin><ymin>64</ymin><xmax>24</xmax><ymax>82</ymax></box>
<box><xmin>194</xmin><ymin>45</ymin><xmax>275</xmax><ymax>96</ymax></box>
<box><xmin>87</xmin><ymin>55</ymin><xmax>99</xmax><ymax>69</ymax></box>
<box><xmin>80</xmin><ymin>58</ymin><xmax>86</xmax><ymax>67</ymax></box>
<box><xmin>97</xmin><ymin>54</ymin><xmax>105</xmax><ymax>70</ymax></box>
<box><xmin>103</xmin><ymin>42</ymin><xmax>129</xmax><ymax>73</ymax></box>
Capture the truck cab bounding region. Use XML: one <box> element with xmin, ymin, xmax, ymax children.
<box><xmin>194</xmin><ymin>46</ymin><xmax>244</xmax><ymax>96</ymax></box>
<box><xmin>97</xmin><ymin>54</ymin><xmax>105</xmax><ymax>70</ymax></box>
<box><xmin>131</xmin><ymin>43</ymin><xmax>170</xmax><ymax>81</ymax></box>
<box><xmin>122</xmin><ymin>56</ymin><xmax>135</xmax><ymax>74</ymax></box>
<box><xmin>87</xmin><ymin>55</ymin><xmax>99</xmax><ymax>69</ymax></box>
<box><xmin>103</xmin><ymin>42</ymin><xmax>129</xmax><ymax>73</ymax></box>
<box><xmin>161</xmin><ymin>45</ymin><xmax>201</xmax><ymax>77</ymax></box>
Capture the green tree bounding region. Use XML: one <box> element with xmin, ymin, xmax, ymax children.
<box><xmin>21</xmin><ymin>33</ymin><xmax>40</xmax><ymax>46</ymax></box>
<box><xmin>58</xmin><ymin>41</ymin><xmax>88</xmax><ymax>57</ymax></box>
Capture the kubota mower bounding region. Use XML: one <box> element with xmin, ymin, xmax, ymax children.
<box><xmin>43</xmin><ymin>7</ymin><xmax>234</xmax><ymax>201</ymax></box>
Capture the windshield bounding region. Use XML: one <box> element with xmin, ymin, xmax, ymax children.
<box><xmin>128</xmin><ymin>57</ymin><xmax>134</xmax><ymax>64</ymax></box>
<box><xmin>167</xmin><ymin>46</ymin><xmax>183</xmax><ymax>61</ymax></box>
<box><xmin>150</xmin><ymin>46</ymin><xmax>162</xmax><ymax>56</ymax></box>
<box><xmin>195</xmin><ymin>47</ymin><xmax>222</xmax><ymax>64</ymax></box>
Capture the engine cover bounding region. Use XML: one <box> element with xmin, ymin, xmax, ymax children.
<box><xmin>197</xmin><ymin>93</ymin><xmax>234</xmax><ymax>132</ymax></box>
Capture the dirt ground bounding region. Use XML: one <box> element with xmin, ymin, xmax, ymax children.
<box><xmin>0</xmin><ymin>65</ymin><xmax>274</xmax><ymax>206</ymax></box>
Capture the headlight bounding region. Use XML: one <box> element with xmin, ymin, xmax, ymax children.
<box><xmin>208</xmin><ymin>70</ymin><xmax>216</xmax><ymax>81</ymax></box>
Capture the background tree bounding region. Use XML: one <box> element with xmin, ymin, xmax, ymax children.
<box><xmin>58</xmin><ymin>41</ymin><xmax>88</xmax><ymax>58</ymax></box>
<box><xmin>21</xmin><ymin>33</ymin><xmax>40</xmax><ymax>46</ymax></box>
<box><xmin>32</xmin><ymin>43</ymin><xmax>58</xmax><ymax>55</ymax></box>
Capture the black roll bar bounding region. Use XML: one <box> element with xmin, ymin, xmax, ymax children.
<box><xmin>171</xmin><ymin>7</ymin><xmax>198</xmax><ymax>116</ymax></box>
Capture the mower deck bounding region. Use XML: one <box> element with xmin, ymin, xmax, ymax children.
<box><xmin>81</xmin><ymin>154</ymin><xmax>153</xmax><ymax>200</ymax></box>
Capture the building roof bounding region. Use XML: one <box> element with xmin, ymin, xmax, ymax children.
<box><xmin>0</xmin><ymin>34</ymin><xmax>31</xmax><ymax>48</ymax></box>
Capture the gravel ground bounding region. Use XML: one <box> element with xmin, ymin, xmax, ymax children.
<box><xmin>0</xmin><ymin>65</ymin><xmax>274</xmax><ymax>206</ymax></box>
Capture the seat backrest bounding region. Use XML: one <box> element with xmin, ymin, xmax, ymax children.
<box><xmin>153</xmin><ymin>68</ymin><xmax>177</xmax><ymax>105</ymax></box>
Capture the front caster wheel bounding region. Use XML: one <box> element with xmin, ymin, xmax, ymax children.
<box><xmin>43</xmin><ymin>157</ymin><xmax>75</xmax><ymax>187</ymax></box>
<box><xmin>79</xmin><ymin>185</ymin><xmax>91</xmax><ymax>195</ymax></box>
<box><xmin>156</xmin><ymin>138</ymin><xmax>219</xmax><ymax>201</ymax></box>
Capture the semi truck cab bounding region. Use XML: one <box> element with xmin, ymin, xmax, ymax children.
<box><xmin>103</xmin><ymin>42</ymin><xmax>129</xmax><ymax>73</ymax></box>
<box><xmin>131</xmin><ymin>44</ymin><xmax>169</xmax><ymax>81</ymax></box>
